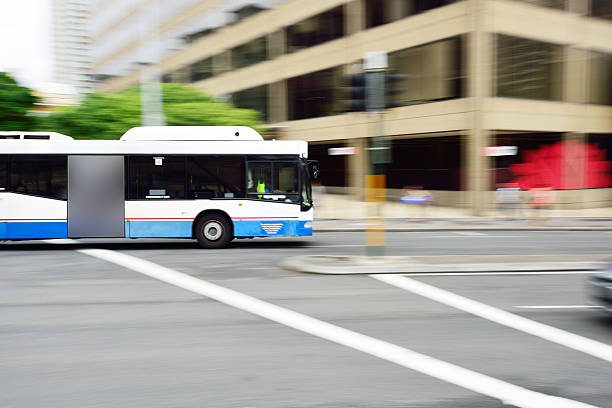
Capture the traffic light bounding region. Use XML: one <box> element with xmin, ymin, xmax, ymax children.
<box><xmin>341</xmin><ymin>73</ymin><xmax>366</xmax><ymax>112</ymax></box>
<box><xmin>385</xmin><ymin>73</ymin><xmax>407</xmax><ymax>109</ymax></box>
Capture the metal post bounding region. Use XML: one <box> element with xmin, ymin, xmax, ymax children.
<box><xmin>364</xmin><ymin>52</ymin><xmax>389</xmax><ymax>256</ymax></box>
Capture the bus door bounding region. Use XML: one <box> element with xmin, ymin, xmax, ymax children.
<box><xmin>68</xmin><ymin>155</ymin><xmax>125</xmax><ymax>238</ymax></box>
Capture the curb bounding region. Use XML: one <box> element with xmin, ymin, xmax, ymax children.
<box><xmin>280</xmin><ymin>255</ymin><xmax>605</xmax><ymax>275</ymax></box>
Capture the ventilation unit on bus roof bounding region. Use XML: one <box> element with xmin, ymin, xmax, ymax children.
<box><xmin>0</xmin><ymin>132</ymin><xmax>73</xmax><ymax>140</ymax></box>
<box><xmin>120</xmin><ymin>126</ymin><xmax>264</xmax><ymax>141</ymax></box>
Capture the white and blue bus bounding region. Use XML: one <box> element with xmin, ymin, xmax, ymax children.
<box><xmin>0</xmin><ymin>126</ymin><xmax>315</xmax><ymax>248</ymax></box>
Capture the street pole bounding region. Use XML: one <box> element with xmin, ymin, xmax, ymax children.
<box><xmin>138</xmin><ymin>0</ymin><xmax>165</xmax><ymax>127</ymax></box>
<box><xmin>364</xmin><ymin>52</ymin><xmax>389</xmax><ymax>256</ymax></box>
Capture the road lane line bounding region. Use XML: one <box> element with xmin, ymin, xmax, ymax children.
<box><xmin>405</xmin><ymin>235</ymin><xmax>527</xmax><ymax>239</ymax></box>
<box><xmin>373</xmin><ymin>274</ymin><xmax>612</xmax><ymax>363</ymax></box>
<box><xmin>402</xmin><ymin>271</ymin><xmax>596</xmax><ymax>277</ymax></box>
<box><xmin>454</xmin><ymin>231</ymin><xmax>487</xmax><ymax>236</ymax></box>
<box><xmin>76</xmin><ymin>248</ymin><xmax>596</xmax><ymax>408</ymax></box>
<box><xmin>516</xmin><ymin>305</ymin><xmax>602</xmax><ymax>310</ymax></box>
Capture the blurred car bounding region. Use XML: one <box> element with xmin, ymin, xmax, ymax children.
<box><xmin>588</xmin><ymin>264</ymin><xmax>612</xmax><ymax>312</ymax></box>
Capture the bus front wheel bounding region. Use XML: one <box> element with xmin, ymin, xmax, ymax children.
<box><xmin>195</xmin><ymin>214</ymin><xmax>232</xmax><ymax>249</ymax></box>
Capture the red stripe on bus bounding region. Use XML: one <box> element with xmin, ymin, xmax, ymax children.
<box><xmin>232</xmin><ymin>217</ymin><xmax>299</xmax><ymax>220</ymax></box>
<box><xmin>125</xmin><ymin>218</ymin><xmax>195</xmax><ymax>221</ymax></box>
<box><xmin>2</xmin><ymin>219</ymin><xmax>67</xmax><ymax>221</ymax></box>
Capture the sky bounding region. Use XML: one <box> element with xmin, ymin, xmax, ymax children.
<box><xmin>0</xmin><ymin>0</ymin><xmax>54</xmax><ymax>90</ymax></box>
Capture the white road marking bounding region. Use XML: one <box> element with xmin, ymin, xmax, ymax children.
<box><xmin>454</xmin><ymin>231</ymin><xmax>487</xmax><ymax>236</ymax></box>
<box><xmin>76</xmin><ymin>248</ymin><xmax>596</xmax><ymax>408</ymax></box>
<box><xmin>516</xmin><ymin>305</ymin><xmax>603</xmax><ymax>310</ymax></box>
<box><xmin>402</xmin><ymin>271</ymin><xmax>596</xmax><ymax>277</ymax></box>
<box><xmin>374</xmin><ymin>274</ymin><xmax>612</xmax><ymax>363</ymax></box>
<box><xmin>307</xmin><ymin>244</ymin><xmax>365</xmax><ymax>248</ymax></box>
<box><xmin>411</xmin><ymin>235</ymin><xmax>527</xmax><ymax>239</ymax></box>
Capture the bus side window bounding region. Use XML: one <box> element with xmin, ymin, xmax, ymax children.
<box><xmin>187</xmin><ymin>156</ymin><xmax>245</xmax><ymax>199</ymax></box>
<box><xmin>127</xmin><ymin>156</ymin><xmax>186</xmax><ymax>199</ymax></box>
<box><xmin>247</xmin><ymin>161</ymin><xmax>300</xmax><ymax>202</ymax></box>
<box><xmin>0</xmin><ymin>155</ymin><xmax>7</xmax><ymax>191</ymax></box>
<box><xmin>8</xmin><ymin>155</ymin><xmax>67</xmax><ymax>200</ymax></box>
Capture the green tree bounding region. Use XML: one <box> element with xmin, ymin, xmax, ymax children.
<box><xmin>38</xmin><ymin>83</ymin><xmax>262</xmax><ymax>139</ymax></box>
<box><xmin>0</xmin><ymin>73</ymin><xmax>39</xmax><ymax>131</ymax></box>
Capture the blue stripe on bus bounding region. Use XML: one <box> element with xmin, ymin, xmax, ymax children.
<box><xmin>233</xmin><ymin>220</ymin><xmax>312</xmax><ymax>237</ymax></box>
<box><xmin>126</xmin><ymin>221</ymin><xmax>192</xmax><ymax>238</ymax></box>
<box><xmin>5</xmin><ymin>222</ymin><xmax>68</xmax><ymax>239</ymax></box>
<box><xmin>0</xmin><ymin>220</ymin><xmax>312</xmax><ymax>240</ymax></box>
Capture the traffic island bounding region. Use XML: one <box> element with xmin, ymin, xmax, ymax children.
<box><xmin>280</xmin><ymin>255</ymin><xmax>605</xmax><ymax>275</ymax></box>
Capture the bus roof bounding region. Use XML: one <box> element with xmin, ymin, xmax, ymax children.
<box><xmin>120</xmin><ymin>126</ymin><xmax>264</xmax><ymax>141</ymax></box>
<box><xmin>0</xmin><ymin>126</ymin><xmax>307</xmax><ymax>157</ymax></box>
<box><xmin>0</xmin><ymin>139</ymin><xmax>308</xmax><ymax>157</ymax></box>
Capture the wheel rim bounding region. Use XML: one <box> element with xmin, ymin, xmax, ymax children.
<box><xmin>203</xmin><ymin>221</ymin><xmax>223</xmax><ymax>241</ymax></box>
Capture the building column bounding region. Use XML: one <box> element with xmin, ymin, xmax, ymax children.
<box><xmin>568</xmin><ymin>0</ymin><xmax>589</xmax><ymax>14</ymax></box>
<box><xmin>266</xmin><ymin>29</ymin><xmax>288</xmax><ymax>125</ymax></box>
<box><xmin>344</xmin><ymin>0</ymin><xmax>366</xmax><ymax>200</ymax></box>
<box><xmin>466</xmin><ymin>0</ymin><xmax>493</xmax><ymax>215</ymax></box>
<box><xmin>345</xmin><ymin>0</ymin><xmax>365</xmax><ymax>37</ymax></box>
<box><xmin>267</xmin><ymin>29</ymin><xmax>285</xmax><ymax>59</ymax></box>
<box><xmin>268</xmin><ymin>80</ymin><xmax>287</xmax><ymax>123</ymax></box>
<box><xmin>563</xmin><ymin>46</ymin><xmax>589</xmax><ymax>206</ymax></box>
<box><xmin>348</xmin><ymin>138</ymin><xmax>367</xmax><ymax>200</ymax></box>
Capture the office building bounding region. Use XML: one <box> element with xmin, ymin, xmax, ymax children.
<box><xmin>92</xmin><ymin>0</ymin><xmax>612</xmax><ymax>213</ymax></box>
<box><xmin>53</xmin><ymin>0</ymin><xmax>93</xmax><ymax>97</ymax></box>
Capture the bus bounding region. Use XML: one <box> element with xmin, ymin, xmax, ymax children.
<box><xmin>0</xmin><ymin>126</ymin><xmax>316</xmax><ymax>248</ymax></box>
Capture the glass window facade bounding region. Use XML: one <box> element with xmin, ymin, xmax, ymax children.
<box><xmin>366</xmin><ymin>0</ymin><xmax>459</xmax><ymax>28</ymax></box>
<box><xmin>589</xmin><ymin>51</ymin><xmax>612</xmax><ymax>105</ymax></box>
<box><xmin>387</xmin><ymin>36</ymin><xmax>464</xmax><ymax>106</ymax></box>
<box><xmin>307</xmin><ymin>143</ymin><xmax>348</xmax><ymax>187</ymax></box>
<box><xmin>513</xmin><ymin>0</ymin><xmax>565</xmax><ymax>10</ymax></box>
<box><xmin>591</xmin><ymin>0</ymin><xmax>612</xmax><ymax>20</ymax></box>
<box><xmin>190</xmin><ymin>57</ymin><xmax>214</xmax><ymax>82</ymax></box>
<box><xmin>231</xmin><ymin>36</ymin><xmax>267</xmax><ymax>70</ymax></box>
<box><xmin>286</xmin><ymin>7</ymin><xmax>344</xmax><ymax>53</ymax></box>
<box><xmin>496</xmin><ymin>35</ymin><xmax>564</xmax><ymax>101</ymax></box>
<box><xmin>387</xmin><ymin>137</ymin><xmax>462</xmax><ymax>190</ymax></box>
<box><xmin>287</xmin><ymin>67</ymin><xmax>343</xmax><ymax>120</ymax></box>
<box><xmin>232</xmin><ymin>85</ymin><xmax>269</xmax><ymax>122</ymax></box>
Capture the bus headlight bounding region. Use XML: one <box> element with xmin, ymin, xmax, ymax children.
<box><xmin>304</xmin><ymin>221</ymin><xmax>312</xmax><ymax>229</ymax></box>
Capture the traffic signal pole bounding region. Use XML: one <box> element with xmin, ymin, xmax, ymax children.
<box><xmin>363</xmin><ymin>53</ymin><xmax>389</xmax><ymax>257</ymax></box>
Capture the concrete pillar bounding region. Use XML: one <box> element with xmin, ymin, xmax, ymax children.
<box><xmin>466</xmin><ymin>0</ymin><xmax>493</xmax><ymax>215</ymax></box>
<box><xmin>348</xmin><ymin>138</ymin><xmax>367</xmax><ymax>199</ymax></box>
<box><xmin>345</xmin><ymin>0</ymin><xmax>365</xmax><ymax>36</ymax></box>
<box><xmin>563</xmin><ymin>46</ymin><xmax>588</xmax><ymax>207</ymax></box>
<box><xmin>385</xmin><ymin>0</ymin><xmax>411</xmax><ymax>23</ymax></box>
<box><xmin>268</xmin><ymin>80</ymin><xmax>287</xmax><ymax>123</ymax></box>
<box><xmin>568</xmin><ymin>0</ymin><xmax>589</xmax><ymax>14</ymax></box>
<box><xmin>267</xmin><ymin>29</ymin><xmax>285</xmax><ymax>59</ymax></box>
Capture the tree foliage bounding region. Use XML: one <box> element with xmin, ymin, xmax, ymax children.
<box><xmin>0</xmin><ymin>73</ymin><xmax>39</xmax><ymax>131</ymax></box>
<box><xmin>38</xmin><ymin>83</ymin><xmax>262</xmax><ymax>139</ymax></box>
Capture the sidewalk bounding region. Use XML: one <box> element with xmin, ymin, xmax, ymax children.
<box><xmin>313</xmin><ymin>194</ymin><xmax>612</xmax><ymax>231</ymax></box>
<box><xmin>313</xmin><ymin>217</ymin><xmax>612</xmax><ymax>231</ymax></box>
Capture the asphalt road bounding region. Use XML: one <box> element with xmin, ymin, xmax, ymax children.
<box><xmin>1</xmin><ymin>231</ymin><xmax>612</xmax><ymax>408</ymax></box>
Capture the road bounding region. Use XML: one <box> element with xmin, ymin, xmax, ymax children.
<box><xmin>1</xmin><ymin>231</ymin><xmax>612</xmax><ymax>408</ymax></box>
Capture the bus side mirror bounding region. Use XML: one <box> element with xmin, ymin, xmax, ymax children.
<box><xmin>308</xmin><ymin>160</ymin><xmax>320</xmax><ymax>180</ymax></box>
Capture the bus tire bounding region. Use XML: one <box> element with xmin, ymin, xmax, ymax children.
<box><xmin>194</xmin><ymin>214</ymin><xmax>232</xmax><ymax>249</ymax></box>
